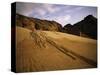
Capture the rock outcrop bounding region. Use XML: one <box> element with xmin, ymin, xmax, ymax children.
<box><xmin>16</xmin><ymin>14</ymin><xmax>62</xmax><ymax>32</ymax></box>
<box><xmin>63</xmin><ymin>15</ymin><xmax>97</xmax><ymax>39</ymax></box>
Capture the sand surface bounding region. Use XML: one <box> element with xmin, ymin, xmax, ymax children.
<box><xmin>16</xmin><ymin>26</ymin><xmax>97</xmax><ymax>72</ymax></box>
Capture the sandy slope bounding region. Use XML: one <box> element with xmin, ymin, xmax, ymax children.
<box><xmin>16</xmin><ymin>26</ymin><xmax>97</xmax><ymax>72</ymax></box>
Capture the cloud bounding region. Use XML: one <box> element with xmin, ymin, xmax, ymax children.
<box><xmin>33</xmin><ymin>8</ymin><xmax>47</xmax><ymax>16</ymax></box>
<box><xmin>53</xmin><ymin>15</ymin><xmax>71</xmax><ymax>26</ymax></box>
<box><xmin>44</xmin><ymin>15</ymin><xmax>71</xmax><ymax>26</ymax></box>
<box><xmin>16</xmin><ymin>2</ymin><xmax>59</xmax><ymax>17</ymax></box>
<box><xmin>42</xmin><ymin>4</ymin><xmax>60</xmax><ymax>13</ymax></box>
<box><xmin>16</xmin><ymin>2</ymin><xmax>97</xmax><ymax>26</ymax></box>
<box><xmin>16</xmin><ymin>2</ymin><xmax>35</xmax><ymax>16</ymax></box>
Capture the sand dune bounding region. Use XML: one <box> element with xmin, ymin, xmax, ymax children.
<box><xmin>16</xmin><ymin>26</ymin><xmax>97</xmax><ymax>72</ymax></box>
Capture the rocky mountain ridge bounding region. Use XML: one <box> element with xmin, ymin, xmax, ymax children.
<box><xmin>16</xmin><ymin>14</ymin><xmax>97</xmax><ymax>39</ymax></box>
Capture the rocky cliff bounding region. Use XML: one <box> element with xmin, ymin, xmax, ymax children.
<box><xmin>16</xmin><ymin>14</ymin><xmax>62</xmax><ymax>32</ymax></box>
<box><xmin>63</xmin><ymin>15</ymin><xmax>97</xmax><ymax>39</ymax></box>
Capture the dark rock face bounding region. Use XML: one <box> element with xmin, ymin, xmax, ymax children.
<box><xmin>62</xmin><ymin>24</ymin><xmax>73</xmax><ymax>34</ymax></box>
<box><xmin>80</xmin><ymin>15</ymin><xmax>97</xmax><ymax>39</ymax></box>
<box><xmin>16</xmin><ymin>14</ymin><xmax>62</xmax><ymax>32</ymax></box>
<box><xmin>63</xmin><ymin>15</ymin><xmax>97</xmax><ymax>39</ymax></box>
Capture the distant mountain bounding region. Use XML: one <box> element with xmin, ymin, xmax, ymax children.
<box><xmin>16</xmin><ymin>14</ymin><xmax>62</xmax><ymax>32</ymax></box>
<box><xmin>62</xmin><ymin>24</ymin><xmax>73</xmax><ymax>34</ymax></box>
<box><xmin>63</xmin><ymin>15</ymin><xmax>97</xmax><ymax>39</ymax></box>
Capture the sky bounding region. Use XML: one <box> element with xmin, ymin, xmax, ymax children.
<box><xmin>16</xmin><ymin>2</ymin><xmax>97</xmax><ymax>26</ymax></box>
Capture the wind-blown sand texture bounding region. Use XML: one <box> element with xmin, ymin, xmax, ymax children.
<box><xmin>16</xmin><ymin>26</ymin><xmax>97</xmax><ymax>72</ymax></box>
